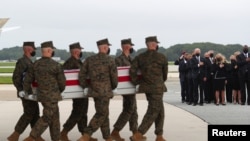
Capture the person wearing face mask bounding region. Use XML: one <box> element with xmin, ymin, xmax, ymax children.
<box><xmin>236</xmin><ymin>45</ymin><xmax>250</xmax><ymax>105</ymax></box>
<box><xmin>8</xmin><ymin>42</ymin><xmax>45</xmax><ymax>141</ymax></box>
<box><xmin>190</xmin><ymin>48</ymin><xmax>206</xmax><ymax>106</ymax></box>
<box><xmin>78</xmin><ymin>38</ymin><xmax>118</xmax><ymax>141</ymax></box>
<box><xmin>129</xmin><ymin>36</ymin><xmax>168</xmax><ymax>141</ymax></box>
<box><xmin>230</xmin><ymin>54</ymin><xmax>241</xmax><ymax>104</ymax></box>
<box><xmin>205</xmin><ymin>50</ymin><xmax>215</xmax><ymax>104</ymax></box>
<box><xmin>110</xmin><ymin>38</ymin><xmax>140</xmax><ymax>141</ymax></box>
<box><xmin>60</xmin><ymin>42</ymin><xmax>97</xmax><ymax>141</ymax></box>
<box><xmin>23</xmin><ymin>41</ymin><xmax>66</xmax><ymax>141</ymax></box>
<box><xmin>211</xmin><ymin>53</ymin><xmax>227</xmax><ymax>105</ymax></box>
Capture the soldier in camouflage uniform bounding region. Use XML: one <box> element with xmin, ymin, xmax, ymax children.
<box><xmin>23</xmin><ymin>41</ymin><xmax>66</xmax><ymax>141</ymax></box>
<box><xmin>77</xmin><ymin>38</ymin><xmax>118</xmax><ymax>141</ymax></box>
<box><xmin>8</xmin><ymin>42</ymin><xmax>45</xmax><ymax>141</ymax></box>
<box><xmin>110</xmin><ymin>38</ymin><xmax>138</xmax><ymax>141</ymax></box>
<box><xmin>129</xmin><ymin>36</ymin><xmax>168</xmax><ymax>141</ymax></box>
<box><xmin>60</xmin><ymin>42</ymin><xmax>97</xmax><ymax>141</ymax></box>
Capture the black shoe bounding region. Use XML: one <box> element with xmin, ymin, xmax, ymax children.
<box><xmin>193</xmin><ymin>103</ymin><xmax>197</xmax><ymax>106</ymax></box>
<box><xmin>199</xmin><ymin>103</ymin><xmax>203</xmax><ymax>106</ymax></box>
<box><xmin>187</xmin><ymin>102</ymin><xmax>192</xmax><ymax>105</ymax></box>
<box><xmin>241</xmin><ymin>103</ymin><xmax>245</xmax><ymax>105</ymax></box>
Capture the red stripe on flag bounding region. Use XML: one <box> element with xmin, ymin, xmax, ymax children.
<box><xmin>119</xmin><ymin>76</ymin><xmax>131</xmax><ymax>82</ymax></box>
<box><xmin>32</xmin><ymin>75</ymin><xmax>142</xmax><ymax>87</ymax></box>
<box><xmin>66</xmin><ymin>80</ymin><xmax>79</xmax><ymax>86</ymax></box>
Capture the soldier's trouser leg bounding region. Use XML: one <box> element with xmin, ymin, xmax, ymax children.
<box><xmin>138</xmin><ymin>93</ymin><xmax>164</xmax><ymax>135</ymax></box>
<box><xmin>63</xmin><ymin>98</ymin><xmax>88</xmax><ymax>133</ymax></box>
<box><xmin>113</xmin><ymin>94</ymin><xmax>138</xmax><ymax>132</ymax></box>
<box><xmin>30</xmin><ymin>102</ymin><xmax>60</xmax><ymax>141</ymax></box>
<box><xmin>100</xmin><ymin>113</ymin><xmax>110</xmax><ymax>139</ymax></box>
<box><xmin>14</xmin><ymin>98</ymin><xmax>40</xmax><ymax>134</ymax></box>
<box><xmin>154</xmin><ymin>101</ymin><xmax>164</xmax><ymax>135</ymax></box>
<box><xmin>84</xmin><ymin>97</ymin><xmax>110</xmax><ymax>138</ymax></box>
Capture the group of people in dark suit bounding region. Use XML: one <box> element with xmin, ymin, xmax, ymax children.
<box><xmin>175</xmin><ymin>46</ymin><xmax>250</xmax><ymax>106</ymax></box>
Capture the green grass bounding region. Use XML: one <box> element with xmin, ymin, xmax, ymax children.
<box><xmin>0</xmin><ymin>76</ymin><xmax>12</xmax><ymax>84</ymax></box>
<box><xmin>0</xmin><ymin>62</ymin><xmax>16</xmax><ymax>66</ymax></box>
<box><xmin>0</xmin><ymin>68</ymin><xmax>14</xmax><ymax>73</ymax></box>
<box><xmin>168</xmin><ymin>61</ymin><xmax>174</xmax><ymax>65</ymax></box>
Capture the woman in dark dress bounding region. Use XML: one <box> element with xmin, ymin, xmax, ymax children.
<box><xmin>212</xmin><ymin>53</ymin><xmax>227</xmax><ymax>105</ymax></box>
<box><xmin>230</xmin><ymin>53</ymin><xmax>241</xmax><ymax>104</ymax></box>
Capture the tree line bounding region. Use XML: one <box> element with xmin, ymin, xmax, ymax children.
<box><xmin>0</xmin><ymin>42</ymin><xmax>244</xmax><ymax>61</ymax></box>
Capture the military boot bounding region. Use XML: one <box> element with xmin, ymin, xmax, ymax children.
<box><xmin>77</xmin><ymin>133</ymin><xmax>90</xmax><ymax>141</ymax></box>
<box><xmin>130</xmin><ymin>131</ymin><xmax>146</xmax><ymax>141</ymax></box>
<box><xmin>60</xmin><ymin>129</ymin><xmax>70</xmax><ymax>141</ymax></box>
<box><xmin>23</xmin><ymin>136</ymin><xmax>35</xmax><ymax>141</ymax></box>
<box><xmin>110</xmin><ymin>129</ymin><xmax>125</xmax><ymax>141</ymax></box>
<box><xmin>105</xmin><ymin>137</ymin><xmax>113</xmax><ymax>141</ymax></box>
<box><xmin>7</xmin><ymin>131</ymin><xmax>20</xmax><ymax>141</ymax></box>
<box><xmin>155</xmin><ymin>135</ymin><xmax>166</xmax><ymax>141</ymax></box>
<box><xmin>90</xmin><ymin>137</ymin><xmax>98</xmax><ymax>141</ymax></box>
<box><xmin>36</xmin><ymin>136</ymin><xmax>45</xmax><ymax>141</ymax></box>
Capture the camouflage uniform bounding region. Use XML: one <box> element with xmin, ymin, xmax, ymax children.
<box><xmin>23</xmin><ymin>57</ymin><xmax>66</xmax><ymax>141</ymax></box>
<box><xmin>12</xmin><ymin>55</ymin><xmax>40</xmax><ymax>134</ymax></box>
<box><xmin>129</xmin><ymin>50</ymin><xmax>168</xmax><ymax>136</ymax></box>
<box><xmin>79</xmin><ymin>53</ymin><xmax>118</xmax><ymax>139</ymax></box>
<box><xmin>113</xmin><ymin>53</ymin><xmax>138</xmax><ymax>132</ymax></box>
<box><xmin>62</xmin><ymin>56</ymin><xmax>88</xmax><ymax>133</ymax></box>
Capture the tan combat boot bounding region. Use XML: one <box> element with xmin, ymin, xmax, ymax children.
<box><xmin>110</xmin><ymin>129</ymin><xmax>125</xmax><ymax>141</ymax></box>
<box><xmin>155</xmin><ymin>135</ymin><xmax>166</xmax><ymax>141</ymax></box>
<box><xmin>60</xmin><ymin>129</ymin><xmax>70</xmax><ymax>141</ymax></box>
<box><xmin>36</xmin><ymin>136</ymin><xmax>45</xmax><ymax>141</ymax></box>
<box><xmin>105</xmin><ymin>137</ymin><xmax>113</xmax><ymax>141</ymax></box>
<box><xmin>77</xmin><ymin>133</ymin><xmax>90</xmax><ymax>141</ymax></box>
<box><xmin>130</xmin><ymin>131</ymin><xmax>146</xmax><ymax>141</ymax></box>
<box><xmin>23</xmin><ymin>136</ymin><xmax>35</xmax><ymax>141</ymax></box>
<box><xmin>7</xmin><ymin>131</ymin><xmax>20</xmax><ymax>141</ymax></box>
<box><xmin>90</xmin><ymin>137</ymin><xmax>98</xmax><ymax>141</ymax></box>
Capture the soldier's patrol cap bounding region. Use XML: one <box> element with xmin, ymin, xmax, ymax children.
<box><xmin>96</xmin><ymin>38</ymin><xmax>112</xmax><ymax>46</ymax></box>
<box><xmin>69</xmin><ymin>42</ymin><xmax>84</xmax><ymax>50</ymax></box>
<box><xmin>41</xmin><ymin>41</ymin><xmax>56</xmax><ymax>49</ymax></box>
<box><xmin>121</xmin><ymin>38</ymin><xmax>134</xmax><ymax>46</ymax></box>
<box><xmin>145</xmin><ymin>36</ymin><xmax>160</xmax><ymax>43</ymax></box>
<box><xmin>23</xmin><ymin>41</ymin><xmax>36</xmax><ymax>50</ymax></box>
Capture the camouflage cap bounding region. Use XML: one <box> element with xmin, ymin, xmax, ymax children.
<box><xmin>41</xmin><ymin>41</ymin><xmax>56</xmax><ymax>49</ymax></box>
<box><xmin>121</xmin><ymin>38</ymin><xmax>134</xmax><ymax>46</ymax></box>
<box><xmin>96</xmin><ymin>38</ymin><xmax>112</xmax><ymax>46</ymax></box>
<box><xmin>23</xmin><ymin>41</ymin><xmax>36</xmax><ymax>50</ymax></box>
<box><xmin>145</xmin><ymin>36</ymin><xmax>160</xmax><ymax>43</ymax></box>
<box><xmin>69</xmin><ymin>42</ymin><xmax>83</xmax><ymax>50</ymax></box>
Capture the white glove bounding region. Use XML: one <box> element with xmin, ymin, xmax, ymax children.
<box><xmin>28</xmin><ymin>94</ymin><xmax>37</xmax><ymax>101</ymax></box>
<box><xmin>135</xmin><ymin>85</ymin><xmax>139</xmax><ymax>92</ymax></box>
<box><xmin>112</xmin><ymin>88</ymin><xmax>118</xmax><ymax>94</ymax></box>
<box><xmin>83</xmin><ymin>88</ymin><xmax>88</xmax><ymax>97</ymax></box>
<box><xmin>18</xmin><ymin>91</ymin><xmax>26</xmax><ymax>97</ymax></box>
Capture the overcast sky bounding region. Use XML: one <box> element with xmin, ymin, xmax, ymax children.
<box><xmin>1</xmin><ymin>0</ymin><xmax>250</xmax><ymax>54</ymax></box>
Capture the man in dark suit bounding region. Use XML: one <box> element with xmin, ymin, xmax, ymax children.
<box><xmin>178</xmin><ymin>52</ymin><xmax>189</xmax><ymax>103</ymax></box>
<box><xmin>190</xmin><ymin>48</ymin><xmax>206</xmax><ymax>106</ymax></box>
<box><xmin>204</xmin><ymin>50</ymin><xmax>215</xmax><ymax>103</ymax></box>
<box><xmin>236</xmin><ymin>45</ymin><xmax>250</xmax><ymax>105</ymax></box>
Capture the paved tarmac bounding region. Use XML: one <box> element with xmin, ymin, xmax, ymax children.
<box><xmin>1</xmin><ymin>76</ymin><xmax>249</xmax><ymax>141</ymax></box>
<box><xmin>165</xmin><ymin>77</ymin><xmax>250</xmax><ymax>125</ymax></box>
